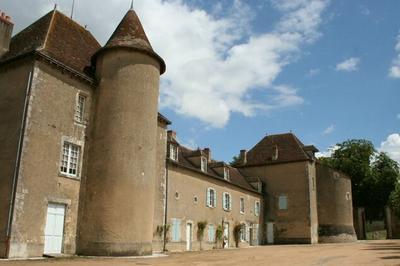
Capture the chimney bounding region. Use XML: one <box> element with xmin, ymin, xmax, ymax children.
<box><xmin>239</xmin><ymin>149</ymin><xmax>247</xmax><ymax>165</ymax></box>
<box><xmin>0</xmin><ymin>11</ymin><xmax>13</xmax><ymax>58</ymax></box>
<box><xmin>167</xmin><ymin>130</ymin><xmax>176</xmax><ymax>141</ymax></box>
<box><xmin>203</xmin><ymin>148</ymin><xmax>211</xmax><ymax>162</ymax></box>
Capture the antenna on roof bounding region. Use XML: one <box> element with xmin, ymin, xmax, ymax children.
<box><xmin>130</xmin><ymin>0</ymin><xmax>134</xmax><ymax>10</ymax></box>
<box><xmin>71</xmin><ymin>0</ymin><xmax>75</xmax><ymax>19</ymax></box>
<box><xmin>53</xmin><ymin>3</ymin><xmax>57</xmax><ymax>10</ymax></box>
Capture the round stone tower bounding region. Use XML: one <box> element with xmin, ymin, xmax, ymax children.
<box><xmin>77</xmin><ymin>9</ymin><xmax>165</xmax><ymax>256</ymax></box>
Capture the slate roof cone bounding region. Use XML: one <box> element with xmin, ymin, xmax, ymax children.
<box><xmin>92</xmin><ymin>9</ymin><xmax>166</xmax><ymax>74</ymax></box>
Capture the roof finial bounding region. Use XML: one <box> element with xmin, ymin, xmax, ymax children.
<box><xmin>71</xmin><ymin>0</ymin><xmax>75</xmax><ymax>19</ymax></box>
<box><xmin>130</xmin><ymin>0</ymin><xmax>134</xmax><ymax>10</ymax></box>
<box><xmin>54</xmin><ymin>3</ymin><xmax>57</xmax><ymax>10</ymax></box>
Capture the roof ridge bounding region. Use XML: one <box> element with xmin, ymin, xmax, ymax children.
<box><xmin>41</xmin><ymin>10</ymin><xmax>57</xmax><ymax>51</ymax></box>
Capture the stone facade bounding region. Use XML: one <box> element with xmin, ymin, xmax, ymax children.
<box><xmin>0</xmin><ymin>8</ymin><xmax>356</xmax><ymax>259</ymax></box>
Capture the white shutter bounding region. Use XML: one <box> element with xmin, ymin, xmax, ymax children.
<box><xmin>222</xmin><ymin>193</ymin><xmax>226</xmax><ymax>210</ymax></box>
<box><xmin>207</xmin><ymin>188</ymin><xmax>211</xmax><ymax>207</ymax></box>
<box><xmin>213</xmin><ymin>190</ymin><xmax>217</xmax><ymax>208</ymax></box>
<box><xmin>229</xmin><ymin>194</ymin><xmax>232</xmax><ymax>211</ymax></box>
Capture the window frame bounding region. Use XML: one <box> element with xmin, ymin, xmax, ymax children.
<box><xmin>255</xmin><ymin>201</ymin><xmax>260</xmax><ymax>217</ymax></box>
<box><xmin>240</xmin><ymin>197</ymin><xmax>245</xmax><ymax>214</ymax></box>
<box><xmin>74</xmin><ymin>93</ymin><xmax>87</xmax><ymax>124</ymax></box>
<box><xmin>278</xmin><ymin>195</ymin><xmax>288</xmax><ymax>210</ymax></box>
<box><xmin>59</xmin><ymin>141</ymin><xmax>81</xmax><ymax>178</ymax></box>
<box><xmin>223</xmin><ymin>167</ymin><xmax>230</xmax><ymax>181</ymax></box>
<box><xmin>222</xmin><ymin>192</ymin><xmax>232</xmax><ymax>211</ymax></box>
<box><xmin>169</xmin><ymin>144</ymin><xmax>178</xmax><ymax>161</ymax></box>
<box><xmin>208</xmin><ymin>224</ymin><xmax>215</xmax><ymax>243</ymax></box>
<box><xmin>171</xmin><ymin>218</ymin><xmax>181</xmax><ymax>242</ymax></box>
<box><xmin>206</xmin><ymin>187</ymin><xmax>217</xmax><ymax>208</ymax></box>
<box><xmin>201</xmin><ymin>156</ymin><xmax>208</xmax><ymax>172</ymax></box>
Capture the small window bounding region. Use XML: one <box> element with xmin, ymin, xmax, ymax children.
<box><xmin>240</xmin><ymin>197</ymin><xmax>245</xmax><ymax>214</ymax></box>
<box><xmin>208</xmin><ymin>224</ymin><xmax>215</xmax><ymax>242</ymax></box>
<box><xmin>75</xmin><ymin>94</ymin><xmax>86</xmax><ymax>123</ymax></box>
<box><xmin>278</xmin><ymin>195</ymin><xmax>288</xmax><ymax>210</ymax></box>
<box><xmin>171</xmin><ymin>218</ymin><xmax>181</xmax><ymax>242</ymax></box>
<box><xmin>222</xmin><ymin>192</ymin><xmax>232</xmax><ymax>211</ymax></box>
<box><xmin>194</xmin><ymin>196</ymin><xmax>198</xmax><ymax>204</ymax></box>
<box><xmin>60</xmin><ymin>142</ymin><xmax>81</xmax><ymax>177</ymax></box>
<box><xmin>224</xmin><ymin>167</ymin><xmax>230</xmax><ymax>181</ymax></box>
<box><xmin>207</xmin><ymin>188</ymin><xmax>217</xmax><ymax>208</ymax></box>
<box><xmin>346</xmin><ymin>192</ymin><xmax>351</xmax><ymax>201</ymax></box>
<box><xmin>255</xmin><ymin>201</ymin><xmax>260</xmax><ymax>216</ymax></box>
<box><xmin>201</xmin><ymin>156</ymin><xmax>208</xmax><ymax>172</ymax></box>
<box><xmin>169</xmin><ymin>144</ymin><xmax>178</xmax><ymax>161</ymax></box>
<box><xmin>175</xmin><ymin>191</ymin><xmax>180</xmax><ymax>200</ymax></box>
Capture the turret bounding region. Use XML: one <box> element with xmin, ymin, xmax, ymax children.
<box><xmin>77</xmin><ymin>8</ymin><xmax>165</xmax><ymax>256</ymax></box>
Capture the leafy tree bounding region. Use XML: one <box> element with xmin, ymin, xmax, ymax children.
<box><xmin>197</xmin><ymin>221</ymin><xmax>207</xmax><ymax>250</ymax></box>
<box><xmin>230</xmin><ymin>155</ymin><xmax>241</xmax><ymax>167</ymax></box>
<box><xmin>215</xmin><ymin>225</ymin><xmax>223</xmax><ymax>248</ymax></box>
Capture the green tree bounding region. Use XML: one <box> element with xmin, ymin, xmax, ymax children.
<box><xmin>230</xmin><ymin>155</ymin><xmax>241</xmax><ymax>167</ymax></box>
<box><xmin>197</xmin><ymin>221</ymin><xmax>207</xmax><ymax>250</ymax></box>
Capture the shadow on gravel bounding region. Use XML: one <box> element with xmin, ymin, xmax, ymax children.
<box><xmin>363</xmin><ymin>242</ymin><xmax>400</xmax><ymax>261</ymax></box>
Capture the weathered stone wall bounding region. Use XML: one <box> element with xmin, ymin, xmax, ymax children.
<box><xmin>6</xmin><ymin>60</ymin><xmax>93</xmax><ymax>258</ymax></box>
<box><xmin>0</xmin><ymin>59</ymin><xmax>33</xmax><ymax>258</ymax></box>
<box><xmin>316</xmin><ymin>163</ymin><xmax>356</xmax><ymax>243</ymax></box>
<box><xmin>239</xmin><ymin>161</ymin><xmax>317</xmax><ymax>244</ymax></box>
<box><xmin>77</xmin><ymin>50</ymin><xmax>161</xmax><ymax>256</ymax></box>
<box><xmin>163</xmin><ymin>164</ymin><xmax>262</xmax><ymax>252</ymax></box>
<box><xmin>152</xmin><ymin>121</ymin><xmax>168</xmax><ymax>252</ymax></box>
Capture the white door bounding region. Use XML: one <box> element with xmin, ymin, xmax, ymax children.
<box><xmin>267</xmin><ymin>222</ymin><xmax>274</xmax><ymax>244</ymax></box>
<box><xmin>186</xmin><ymin>223</ymin><xmax>192</xmax><ymax>251</ymax></box>
<box><xmin>223</xmin><ymin>222</ymin><xmax>229</xmax><ymax>248</ymax></box>
<box><xmin>44</xmin><ymin>203</ymin><xmax>66</xmax><ymax>254</ymax></box>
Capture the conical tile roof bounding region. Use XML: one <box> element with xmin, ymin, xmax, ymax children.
<box><xmin>93</xmin><ymin>10</ymin><xmax>165</xmax><ymax>74</ymax></box>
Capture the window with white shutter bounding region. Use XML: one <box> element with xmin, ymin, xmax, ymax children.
<box><xmin>171</xmin><ymin>218</ymin><xmax>181</xmax><ymax>242</ymax></box>
<box><xmin>223</xmin><ymin>192</ymin><xmax>231</xmax><ymax>211</ymax></box>
<box><xmin>207</xmin><ymin>188</ymin><xmax>216</xmax><ymax>208</ymax></box>
<box><xmin>278</xmin><ymin>195</ymin><xmax>288</xmax><ymax>210</ymax></box>
<box><xmin>255</xmin><ymin>201</ymin><xmax>260</xmax><ymax>216</ymax></box>
<box><xmin>208</xmin><ymin>224</ymin><xmax>215</xmax><ymax>242</ymax></box>
<box><xmin>240</xmin><ymin>197</ymin><xmax>245</xmax><ymax>214</ymax></box>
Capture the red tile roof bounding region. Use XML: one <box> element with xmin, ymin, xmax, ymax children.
<box><xmin>243</xmin><ymin>133</ymin><xmax>314</xmax><ymax>166</ymax></box>
<box><xmin>92</xmin><ymin>10</ymin><xmax>166</xmax><ymax>74</ymax></box>
<box><xmin>1</xmin><ymin>10</ymin><xmax>101</xmax><ymax>76</ymax></box>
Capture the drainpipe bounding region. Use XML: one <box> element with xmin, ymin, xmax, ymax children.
<box><xmin>5</xmin><ymin>63</ymin><xmax>35</xmax><ymax>257</ymax></box>
<box><xmin>162</xmin><ymin>159</ymin><xmax>169</xmax><ymax>252</ymax></box>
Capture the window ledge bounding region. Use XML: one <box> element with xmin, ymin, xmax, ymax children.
<box><xmin>58</xmin><ymin>172</ymin><xmax>81</xmax><ymax>181</ymax></box>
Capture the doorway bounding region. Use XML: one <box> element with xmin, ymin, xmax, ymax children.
<box><xmin>186</xmin><ymin>223</ymin><xmax>192</xmax><ymax>251</ymax></box>
<box><xmin>223</xmin><ymin>222</ymin><xmax>229</xmax><ymax>248</ymax></box>
<box><xmin>44</xmin><ymin>203</ymin><xmax>66</xmax><ymax>254</ymax></box>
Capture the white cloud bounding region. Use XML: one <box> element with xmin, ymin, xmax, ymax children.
<box><xmin>389</xmin><ymin>32</ymin><xmax>400</xmax><ymax>79</ymax></box>
<box><xmin>335</xmin><ymin>57</ymin><xmax>360</xmax><ymax>72</ymax></box>
<box><xmin>397</xmin><ymin>114</ymin><xmax>400</xmax><ymax>120</ymax></box>
<box><xmin>316</xmin><ymin>145</ymin><xmax>339</xmax><ymax>158</ymax></box>
<box><xmin>323</xmin><ymin>124</ymin><xmax>335</xmax><ymax>135</ymax></box>
<box><xmin>2</xmin><ymin>0</ymin><xmax>329</xmax><ymax>127</ymax></box>
<box><xmin>360</xmin><ymin>6</ymin><xmax>370</xmax><ymax>16</ymax></box>
<box><xmin>308</xmin><ymin>68</ymin><xmax>320</xmax><ymax>77</ymax></box>
<box><xmin>379</xmin><ymin>134</ymin><xmax>400</xmax><ymax>164</ymax></box>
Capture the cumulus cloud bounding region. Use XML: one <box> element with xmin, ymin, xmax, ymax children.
<box><xmin>389</xmin><ymin>32</ymin><xmax>400</xmax><ymax>79</ymax></box>
<box><xmin>2</xmin><ymin>0</ymin><xmax>329</xmax><ymax>127</ymax></box>
<box><xmin>316</xmin><ymin>145</ymin><xmax>339</xmax><ymax>158</ymax></box>
<box><xmin>379</xmin><ymin>134</ymin><xmax>400</xmax><ymax>164</ymax></box>
<box><xmin>323</xmin><ymin>124</ymin><xmax>335</xmax><ymax>135</ymax></box>
<box><xmin>335</xmin><ymin>57</ymin><xmax>360</xmax><ymax>72</ymax></box>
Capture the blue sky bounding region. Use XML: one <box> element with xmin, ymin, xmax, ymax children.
<box><xmin>3</xmin><ymin>0</ymin><xmax>399</xmax><ymax>163</ymax></box>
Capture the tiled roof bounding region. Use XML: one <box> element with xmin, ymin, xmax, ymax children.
<box><xmin>169</xmin><ymin>144</ymin><xmax>258</xmax><ymax>193</ymax></box>
<box><xmin>92</xmin><ymin>10</ymin><xmax>166</xmax><ymax>74</ymax></box>
<box><xmin>243</xmin><ymin>133</ymin><xmax>314</xmax><ymax>166</ymax></box>
<box><xmin>1</xmin><ymin>10</ymin><xmax>100</xmax><ymax>76</ymax></box>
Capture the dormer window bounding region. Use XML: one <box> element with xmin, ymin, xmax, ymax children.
<box><xmin>169</xmin><ymin>144</ymin><xmax>178</xmax><ymax>161</ymax></box>
<box><xmin>223</xmin><ymin>167</ymin><xmax>230</xmax><ymax>181</ymax></box>
<box><xmin>201</xmin><ymin>156</ymin><xmax>207</xmax><ymax>172</ymax></box>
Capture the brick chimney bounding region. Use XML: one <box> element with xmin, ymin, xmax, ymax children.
<box><xmin>0</xmin><ymin>11</ymin><xmax>13</xmax><ymax>58</ymax></box>
<box><xmin>239</xmin><ymin>149</ymin><xmax>247</xmax><ymax>165</ymax></box>
<box><xmin>167</xmin><ymin>130</ymin><xmax>177</xmax><ymax>141</ymax></box>
<box><xmin>203</xmin><ymin>148</ymin><xmax>211</xmax><ymax>162</ymax></box>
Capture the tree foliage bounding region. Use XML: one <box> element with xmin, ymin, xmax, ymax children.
<box><xmin>230</xmin><ymin>155</ymin><xmax>241</xmax><ymax>167</ymax></box>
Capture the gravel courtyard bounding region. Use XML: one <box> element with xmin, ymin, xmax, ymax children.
<box><xmin>1</xmin><ymin>240</ymin><xmax>400</xmax><ymax>266</ymax></box>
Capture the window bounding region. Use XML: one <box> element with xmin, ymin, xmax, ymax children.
<box><xmin>75</xmin><ymin>94</ymin><xmax>86</xmax><ymax>123</ymax></box>
<box><xmin>169</xmin><ymin>144</ymin><xmax>178</xmax><ymax>161</ymax></box>
<box><xmin>240</xmin><ymin>224</ymin><xmax>246</xmax><ymax>241</ymax></box>
<box><xmin>255</xmin><ymin>201</ymin><xmax>260</xmax><ymax>216</ymax></box>
<box><xmin>208</xmin><ymin>224</ymin><xmax>215</xmax><ymax>242</ymax></box>
<box><xmin>240</xmin><ymin>197</ymin><xmax>245</xmax><ymax>214</ymax></box>
<box><xmin>171</xmin><ymin>218</ymin><xmax>181</xmax><ymax>242</ymax></box>
<box><xmin>224</xmin><ymin>167</ymin><xmax>230</xmax><ymax>181</ymax></box>
<box><xmin>60</xmin><ymin>142</ymin><xmax>81</xmax><ymax>177</ymax></box>
<box><xmin>222</xmin><ymin>192</ymin><xmax>232</xmax><ymax>211</ymax></box>
<box><xmin>194</xmin><ymin>196</ymin><xmax>198</xmax><ymax>204</ymax></box>
<box><xmin>201</xmin><ymin>156</ymin><xmax>207</xmax><ymax>172</ymax></box>
<box><xmin>278</xmin><ymin>195</ymin><xmax>288</xmax><ymax>210</ymax></box>
<box><xmin>207</xmin><ymin>188</ymin><xmax>217</xmax><ymax>208</ymax></box>
<box><xmin>346</xmin><ymin>192</ymin><xmax>351</xmax><ymax>201</ymax></box>
<box><xmin>175</xmin><ymin>191</ymin><xmax>180</xmax><ymax>200</ymax></box>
